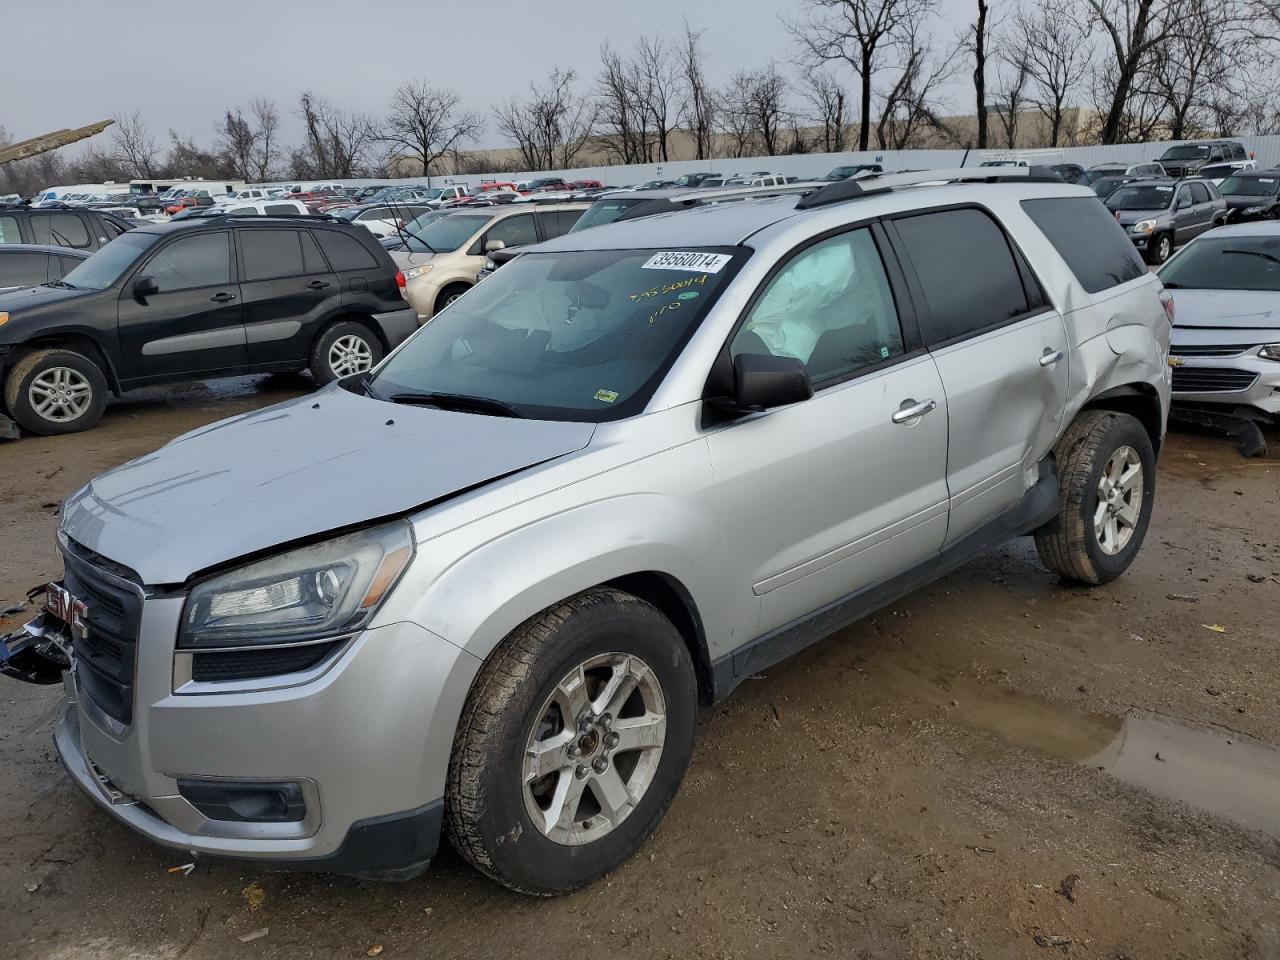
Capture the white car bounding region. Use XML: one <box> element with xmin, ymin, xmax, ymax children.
<box><xmin>220</xmin><ymin>199</ymin><xmax>311</xmax><ymax>216</ymax></box>
<box><xmin>331</xmin><ymin>203</ymin><xmax>434</xmax><ymax>238</ymax></box>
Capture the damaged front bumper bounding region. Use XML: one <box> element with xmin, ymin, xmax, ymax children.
<box><xmin>0</xmin><ymin>612</ymin><xmax>70</xmax><ymax>684</ymax></box>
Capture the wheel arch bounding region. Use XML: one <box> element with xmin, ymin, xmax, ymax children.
<box><xmin>1080</xmin><ymin>382</ymin><xmax>1165</xmax><ymax>456</ymax></box>
<box><xmin>604</xmin><ymin>571</ymin><xmax>713</xmax><ymax>705</ymax></box>
<box><xmin>2</xmin><ymin>331</ymin><xmax>122</xmax><ymax>394</ymax></box>
<box><xmin>315</xmin><ymin>312</ymin><xmax>389</xmax><ymax>353</ymax></box>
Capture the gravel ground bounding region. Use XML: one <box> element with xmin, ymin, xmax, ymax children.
<box><xmin>1</xmin><ymin>378</ymin><xmax>1279</xmax><ymax>960</ymax></box>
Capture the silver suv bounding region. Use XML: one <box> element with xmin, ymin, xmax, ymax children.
<box><xmin>2</xmin><ymin>169</ymin><xmax>1172</xmax><ymax>894</ymax></box>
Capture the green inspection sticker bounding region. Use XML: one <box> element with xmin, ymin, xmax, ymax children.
<box><xmin>677</xmin><ymin>291</ymin><xmax>700</xmax><ymax>300</ymax></box>
<box><xmin>594</xmin><ymin>389</ymin><xmax>620</xmax><ymax>403</ymax></box>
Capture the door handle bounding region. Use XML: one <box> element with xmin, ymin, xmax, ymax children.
<box><xmin>891</xmin><ymin>398</ymin><xmax>937</xmax><ymax>424</ymax></box>
<box><xmin>1039</xmin><ymin>349</ymin><xmax>1063</xmax><ymax>367</ymax></box>
<box><xmin>306</xmin><ymin>280</ymin><xmax>330</xmax><ymax>290</ymax></box>
<box><xmin>209</xmin><ymin>292</ymin><xmax>236</xmax><ymax>303</ymax></box>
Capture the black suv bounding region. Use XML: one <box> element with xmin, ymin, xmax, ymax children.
<box><xmin>1156</xmin><ymin>140</ymin><xmax>1249</xmax><ymax>179</ymax></box>
<box><xmin>0</xmin><ymin>205</ymin><xmax>133</xmax><ymax>253</ymax></box>
<box><xmin>0</xmin><ymin>214</ymin><xmax>415</xmax><ymax>435</ymax></box>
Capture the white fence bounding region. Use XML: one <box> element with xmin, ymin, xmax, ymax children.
<box><xmin>439</xmin><ymin>135</ymin><xmax>1280</xmax><ymax>189</ymax></box>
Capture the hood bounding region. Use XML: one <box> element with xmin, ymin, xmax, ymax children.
<box><xmin>391</xmin><ymin>250</ymin><xmax>435</xmax><ymax>269</ymax></box>
<box><xmin>61</xmin><ymin>384</ymin><xmax>596</xmax><ymax>584</ymax></box>
<box><xmin>0</xmin><ymin>283</ymin><xmax>96</xmax><ymax>314</ymax></box>
<box><xmin>1169</xmin><ymin>288</ymin><xmax>1280</xmax><ymax>332</ymax></box>
<box><xmin>1223</xmin><ymin>194</ymin><xmax>1278</xmax><ymax>209</ymax></box>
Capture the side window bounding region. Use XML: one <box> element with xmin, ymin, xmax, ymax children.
<box><xmin>265</xmin><ymin>204</ymin><xmax>299</xmax><ymax>216</ymax></box>
<box><xmin>0</xmin><ymin>215</ymin><xmax>20</xmax><ymax>243</ymax></box>
<box><xmin>241</xmin><ymin>229</ymin><xmax>305</xmax><ymax>281</ymax></box>
<box><xmin>58</xmin><ymin>255</ymin><xmax>82</xmax><ymax>277</ymax></box>
<box><xmin>142</xmin><ymin>232</ymin><xmax>232</xmax><ymax>291</ymax></box>
<box><xmin>315</xmin><ymin>229</ymin><xmax>379</xmax><ymax>271</ymax></box>
<box><xmin>1021</xmin><ymin>198</ymin><xmax>1146</xmax><ymax>294</ymax></box>
<box><xmin>34</xmin><ymin>213</ymin><xmax>91</xmax><ymax>248</ymax></box>
<box><xmin>543</xmin><ymin>209</ymin><xmax>584</xmax><ymax>238</ymax></box>
<box><xmin>1189</xmin><ymin>182</ymin><xmax>1210</xmax><ymax>204</ymax></box>
<box><xmin>893</xmin><ymin>208</ymin><xmax>1031</xmax><ymax>343</ymax></box>
<box><xmin>357</xmin><ymin>208</ymin><xmax>389</xmax><ymax>222</ymax></box>
<box><xmin>730</xmin><ymin>227</ymin><xmax>904</xmax><ymax>384</ymax></box>
<box><xmin>486</xmin><ymin>214</ymin><xmax>537</xmax><ymax>249</ymax></box>
<box><xmin>101</xmin><ymin>217</ymin><xmax>126</xmax><ymax>237</ymax></box>
<box><xmin>1233</xmin><ymin>143</ymin><xmax>1247</xmax><ymax>160</ymax></box>
<box><xmin>300</xmin><ymin>231</ymin><xmax>328</xmax><ymax>274</ymax></box>
<box><xmin>1175</xmin><ymin>187</ymin><xmax>1193</xmax><ymax>208</ymax></box>
<box><xmin>0</xmin><ymin>252</ymin><xmax>49</xmax><ymax>286</ymax></box>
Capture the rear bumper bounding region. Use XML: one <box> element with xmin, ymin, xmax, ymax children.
<box><xmin>370</xmin><ymin>307</ymin><xmax>418</xmax><ymax>349</ymax></box>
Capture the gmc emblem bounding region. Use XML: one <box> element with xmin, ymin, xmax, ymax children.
<box><xmin>46</xmin><ymin>583</ymin><xmax>89</xmax><ymax>640</ymax></box>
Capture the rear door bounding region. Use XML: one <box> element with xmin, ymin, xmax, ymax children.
<box><xmin>1172</xmin><ymin>185</ymin><xmax>1198</xmax><ymax>243</ymax></box>
<box><xmin>238</xmin><ymin>226</ymin><xmax>341</xmax><ymax>367</ymax></box>
<box><xmin>887</xmin><ymin>206</ymin><xmax>1069</xmax><ymax>545</ymax></box>
<box><xmin>115</xmin><ymin>230</ymin><xmax>246</xmax><ymax>383</ymax></box>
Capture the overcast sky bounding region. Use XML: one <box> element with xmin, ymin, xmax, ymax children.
<box><xmin>3</xmin><ymin>0</ymin><xmax>978</xmax><ymax>150</ymax></box>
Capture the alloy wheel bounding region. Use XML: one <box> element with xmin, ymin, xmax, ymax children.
<box><xmin>28</xmin><ymin>366</ymin><xmax>93</xmax><ymax>423</ymax></box>
<box><xmin>1094</xmin><ymin>445</ymin><xmax>1143</xmax><ymax>555</ymax></box>
<box><xmin>522</xmin><ymin>652</ymin><xmax>667</xmax><ymax>846</ymax></box>
<box><xmin>328</xmin><ymin>334</ymin><xmax>373</xmax><ymax>377</ymax></box>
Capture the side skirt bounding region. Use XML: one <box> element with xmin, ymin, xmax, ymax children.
<box><xmin>708</xmin><ymin>460</ymin><xmax>1058</xmax><ymax>702</ymax></box>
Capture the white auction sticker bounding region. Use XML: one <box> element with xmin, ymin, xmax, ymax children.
<box><xmin>642</xmin><ymin>251</ymin><xmax>732</xmax><ymax>273</ymax></box>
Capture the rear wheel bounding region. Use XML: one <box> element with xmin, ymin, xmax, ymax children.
<box><xmin>4</xmin><ymin>348</ymin><xmax>108</xmax><ymax>436</ymax></box>
<box><xmin>1035</xmin><ymin>410</ymin><xmax>1156</xmax><ymax>585</ymax></box>
<box><xmin>445</xmin><ymin>588</ymin><xmax>697</xmax><ymax>895</ymax></box>
<box><xmin>309</xmin><ymin>321</ymin><xmax>383</xmax><ymax>385</ymax></box>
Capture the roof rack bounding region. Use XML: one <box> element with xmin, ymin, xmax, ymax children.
<box><xmin>795</xmin><ymin>166</ymin><xmax>1063</xmax><ymax>210</ymax></box>
<box><xmin>172</xmin><ymin>211</ymin><xmax>343</xmax><ymax>223</ymax></box>
<box><xmin>664</xmin><ymin>181</ymin><xmax>826</xmax><ymax>207</ymax></box>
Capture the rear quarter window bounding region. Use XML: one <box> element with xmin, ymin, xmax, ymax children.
<box><xmin>314</xmin><ymin>229</ymin><xmax>380</xmax><ymax>271</ymax></box>
<box><xmin>1020</xmin><ymin>197</ymin><xmax>1147</xmax><ymax>295</ymax></box>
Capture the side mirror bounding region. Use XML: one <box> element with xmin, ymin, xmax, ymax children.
<box><xmin>713</xmin><ymin>353</ymin><xmax>813</xmax><ymax>415</ymax></box>
<box><xmin>485</xmin><ymin>239</ymin><xmax>506</xmax><ymax>253</ymax></box>
<box><xmin>133</xmin><ymin>275</ymin><xmax>159</xmax><ymax>298</ymax></box>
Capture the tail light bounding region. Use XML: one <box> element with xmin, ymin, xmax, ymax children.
<box><xmin>395</xmin><ymin>271</ymin><xmax>406</xmax><ymax>290</ymax></box>
<box><xmin>1159</xmin><ymin>290</ymin><xmax>1175</xmax><ymax>325</ymax></box>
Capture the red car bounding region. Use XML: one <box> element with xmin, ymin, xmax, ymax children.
<box><xmin>570</xmin><ymin>179</ymin><xmax>603</xmax><ymax>190</ymax></box>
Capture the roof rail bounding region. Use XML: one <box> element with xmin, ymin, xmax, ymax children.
<box><xmin>175</xmin><ymin>211</ymin><xmax>343</xmax><ymax>223</ymax></box>
<box><xmin>795</xmin><ymin>166</ymin><xmax>1062</xmax><ymax>210</ymax></box>
<box><xmin>671</xmin><ymin>181</ymin><xmax>826</xmax><ymax>206</ymax></box>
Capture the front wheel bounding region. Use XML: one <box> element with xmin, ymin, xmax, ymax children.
<box><xmin>1035</xmin><ymin>410</ymin><xmax>1156</xmax><ymax>584</ymax></box>
<box><xmin>1145</xmin><ymin>232</ymin><xmax>1173</xmax><ymax>265</ymax></box>
<box><xmin>445</xmin><ymin>588</ymin><xmax>697</xmax><ymax>895</ymax></box>
<box><xmin>4</xmin><ymin>348</ymin><xmax>108</xmax><ymax>436</ymax></box>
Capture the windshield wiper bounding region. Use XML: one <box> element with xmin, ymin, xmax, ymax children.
<box><xmin>42</xmin><ymin>279</ymin><xmax>76</xmax><ymax>289</ymax></box>
<box><xmin>1223</xmin><ymin>249</ymin><xmax>1280</xmax><ymax>265</ymax></box>
<box><xmin>386</xmin><ymin>391</ymin><xmax>526</xmax><ymax>418</ymax></box>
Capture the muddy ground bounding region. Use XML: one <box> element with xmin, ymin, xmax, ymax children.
<box><xmin>2</xmin><ymin>379</ymin><xmax>1279</xmax><ymax>960</ymax></box>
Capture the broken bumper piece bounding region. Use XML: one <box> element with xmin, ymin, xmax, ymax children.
<box><xmin>0</xmin><ymin>614</ymin><xmax>70</xmax><ymax>685</ymax></box>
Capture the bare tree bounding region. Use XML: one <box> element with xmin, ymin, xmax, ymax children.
<box><xmin>110</xmin><ymin>111</ymin><xmax>159</xmax><ymax>179</ymax></box>
<box><xmin>965</xmin><ymin>0</ymin><xmax>992</xmax><ymax>148</ymax></box>
<box><xmin>788</xmin><ymin>0</ymin><xmax>935</xmax><ymax>151</ymax></box>
<box><xmin>382</xmin><ymin>81</ymin><xmax>483</xmax><ymax>180</ymax></box>
<box><xmin>250</xmin><ymin>98</ymin><xmax>280</xmax><ymax>181</ymax></box>
<box><xmin>677</xmin><ymin>21</ymin><xmax>717</xmax><ymax>159</ymax></box>
<box><xmin>216</xmin><ymin>109</ymin><xmax>257</xmax><ymax>181</ymax></box>
<box><xmin>594</xmin><ymin>45</ymin><xmax>649</xmax><ymax>164</ymax></box>
<box><xmin>297</xmin><ymin>93</ymin><xmax>379</xmax><ymax>178</ymax></box>
<box><xmin>875</xmin><ymin>13</ymin><xmax>958</xmax><ymax>149</ymax></box>
<box><xmin>1085</xmin><ymin>0</ymin><xmax>1180</xmax><ymax>144</ymax></box>
<box><xmin>632</xmin><ymin>35</ymin><xmax>682</xmax><ymax>163</ymax></box>
<box><xmin>1011</xmin><ymin>1</ymin><xmax>1090</xmax><ymax>146</ymax></box>
<box><xmin>495</xmin><ymin>68</ymin><xmax>595</xmax><ymax>171</ymax></box>
<box><xmin>719</xmin><ymin>72</ymin><xmax>760</xmax><ymax>157</ymax></box>
<box><xmin>799</xmin><ymin>68</ymin><xmax>849</xmax><ymax>152</ymax></box>
<box><xmin>991</xmin><ymin>49</ymin><xmax>1032</xmax><ymax>148</ymax></box>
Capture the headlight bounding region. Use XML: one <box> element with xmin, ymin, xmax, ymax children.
<box><xmin>403</xmin><ymin>264</ymin><xmax>433</xmax><ymax>281</ymax></box>
<box><xmin>1259</xmin><ymin>344</ymin><xmax>1280</xmax><ymax>361</ymax></box>
<box><xmin>1132</xmin><ymin>219</ymin><xmax>1156</xmax><ymax>235</ymax></box>
<box><xmin>179</xmin><ymin>522</ymin><xmax>414</xmax><ymax>648</ymax></box>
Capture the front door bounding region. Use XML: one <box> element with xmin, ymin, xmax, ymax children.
<box><xmin>1172</xmin><ymin>185</ymin><xmax>1199</xmax><ymax>244</ymax></box>
<box><xmin>705</xmin><ymin>224</ymin><xmax>950</xmax><ymax>638</ymax></box>
<box><xmin>116</xmin><ymin>231</ymin><xmax>246</xmax><ymax>383</ymax></box>
<box><xmin>888</xmin><ymin>207</ymin><xmax>1069</xmax><ymax>544</ymax></box>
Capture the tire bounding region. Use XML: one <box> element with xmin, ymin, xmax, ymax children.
<box><xmin>445</xmin><ymin>587</ymin><xmax>697</xmax><ymax>895</ymax></box>
<box><xmin>3</xmin><ymin>348</ymin><xmax>108</xmax><ymax>436</ymax></box>
<box><xmin>1035</xmin><ymin>410</ymin><xmax>1156</xmax><ymax>585</ymax></box>
<box><xmin>433</xmin><ymin>283</ymin><xmax>470</xmax><ymax>316</ymax></box>
<box><xmin>308</xmin><ymin>320</ymin><xmax>383</xmax><ymax>385</ymax></box>
<box><xmin>1145</xmin><ymin>232</ymin><xmax>1173</xmax><ymax>265</ymax></box>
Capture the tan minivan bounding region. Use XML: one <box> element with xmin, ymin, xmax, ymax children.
<box><xmin>395</xmin><ymin>203</ymin><xmax>588</xmax><ymax>320</ymax></box>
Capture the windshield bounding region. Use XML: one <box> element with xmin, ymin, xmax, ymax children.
<box><xmin>1107</xmin><ymin>185</ymin><xmax>1174</xmax><ymax>211</ymax></box>
<box><xmin>400</xmin><ymin>213</ymin><xmax>489</xmax><ymax>252</ymax></box>
<box><xmin>1160</xmin><ymin>145</ymin><xmax>1210</xmax><ymax>160</ymax></box>
<box><xmin>1090</xmin><ymin>178</ymin><xmax>1127</xmax><ymax>197</ymax></box>
<box><xmin>370</xmin><ymin>247</ymin><xmax>743</xmax><ymax>420</ymax></box>
<box><xmin>61</xmin><ymin>233</ymin><xmax>158</xmax><ymax>290</ymax></box>
<box><xmin>332</xmin><ymin>206</ymin><xmax>363</xmax><ymax>221</ymax></box>
<box><xmin>1219</xmin><ymin>176</ymin><xmax>1279</xmax><ymax>198</ymax></box>
<box><xmin>1159</xmin><ymin>236</ymin><xmax>1280</xmax><ymax>291</ymax></box>
<box><xmin>570</xmin><ymin>199</ymin><xmax>644</xmax><ymax>232</ymax></box>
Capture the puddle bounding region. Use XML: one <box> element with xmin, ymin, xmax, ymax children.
<box><xmin>881</xmin><ymin>662</ymin><xmax>1280</xmax><ymax>835</ymax></box>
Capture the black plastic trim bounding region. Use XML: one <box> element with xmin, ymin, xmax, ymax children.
<box><xmin>708</xmin><ymin>460</ymin><xmax>1059</xmax><ymax>702</ymax></box>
